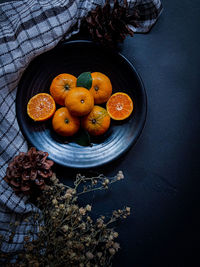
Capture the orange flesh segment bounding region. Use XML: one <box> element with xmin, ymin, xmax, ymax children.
<box><xmin>107</xmin><ymin>93</ymin><xmax>133</xmax><ymax>120</ymax></box>
<box><xmin>27</xmin><ymin>93</ymin><xmax>56</xmax><ymax>121</ymax></box>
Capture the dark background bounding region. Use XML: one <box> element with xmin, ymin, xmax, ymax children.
<box><xmin>55</xmin><ymin>0</ymin><xmax>200</xmax><ymax>266</ymax></box>
<box><xmin>2</xmin><ymin>0</ymin><xmax>198</xmax><ymax>265</ymax></box>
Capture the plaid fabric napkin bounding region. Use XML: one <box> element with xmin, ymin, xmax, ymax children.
<box><xmin>0</xmin><ymin>0</ymin><xmax>162</xmax><ymax>254</ymax></box>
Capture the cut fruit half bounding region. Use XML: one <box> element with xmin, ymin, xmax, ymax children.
<box><xmin>27</xmin><ymin>93</ymin><xmax>56</xmax><ymax>121</ymax></box>
<box><xmin>106</xmin><ymin>92</ymin><xmax>133</xmax><ymax>120</ymax></box>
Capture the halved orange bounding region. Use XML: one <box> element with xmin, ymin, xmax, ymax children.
<box><xmin>27</xmin><ymin>93</ymin><xmax>56</xmax><ymax>121</ymax></box>
<box><xmin>106</xmin><ymin>92</ymin><xmax>133</xmax><ymax>120</ymax></box>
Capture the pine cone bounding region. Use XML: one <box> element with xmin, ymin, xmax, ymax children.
<box><xmin>81</xmin><ymin>0</ymin><xmax>139</xmax><ymax>47</ymax></box>
<box><xmin>4</xmin><ymin>147</ymin><xmax>54</xmax><ymax>195</ymax></box>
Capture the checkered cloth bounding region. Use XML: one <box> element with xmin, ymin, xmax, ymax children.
<box><xmin>0</xmin><ymin>0</ymin><xmax>162</xmax><ymax>254</ymax></box>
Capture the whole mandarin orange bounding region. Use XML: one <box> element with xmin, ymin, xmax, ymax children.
<box><xmin>50</xmin><ymin>73</ymin><xmax>77</xmax><ymax>106</ymax></box>
<box><xmin>89</xmin><ymin>72</ymin><xmax>112</xmax><ymax>104</ymax></box>
<box><xmin>81</xmin><ymin>105</ymin><xmax>111</xmax><ymax>136</ymax></box>
<box><xmin>52</xmin><ymin>107</ymin><xmax>80</xmax><ymax>136</ymax></box>
<box><xmin>65</xmin><ymin>87</ymin><xmax>94</xmax><ymax>117</ymax></box>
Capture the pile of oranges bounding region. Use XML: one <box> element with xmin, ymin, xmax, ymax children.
<box><xmin>27</xmin><ymin>72</ymin><xmax>133</xmax><ymax>137</ymax></box>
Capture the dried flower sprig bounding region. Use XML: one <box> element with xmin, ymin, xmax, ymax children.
<box><xmin>0</xmin><ymin>171</ymin><xmax>130</xmax><ymax>266</ymax></box>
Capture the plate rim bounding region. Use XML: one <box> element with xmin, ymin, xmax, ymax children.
<box><xmin>16</xmin><ymin>40</ymin><xmax>147</xmax><ymax>169</ymax></box>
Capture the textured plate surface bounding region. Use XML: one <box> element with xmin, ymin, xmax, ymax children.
<box><xmin>16</xmin><ymin>41</ymin><xmax>147</xmax><ymax>168</ymax></box>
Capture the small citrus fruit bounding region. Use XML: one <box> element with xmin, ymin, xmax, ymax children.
<box><xmin>81</xmin><ymin>106</ymin><xmax>111</xmax><ymax>136</ymax></box>
<box><xmin>27</xmin><ymin>93</ymin><xmax>56</xmax><ymax>121</ymax></box>
<box><xmin>52</xmin><ymin>107</ymin><xmax>80</xmax><ymax>137</ymax></box>
<box><xmin>89</xmin><ymin>72</ymin><xmax>112</xmax><ymax>104</ymax></box>
<box><xmin>50</xmin><ymin>73</ymin><xmax>77</xmax><ymax>106</ymax></box>
<box><xmin>65</xmin><ymin>87</ymin><xmax>94</xmax><ymax>116</ymax></box>
<box><xmin>106</xmin><ymin>92</ymin><xmax>133</xmax><ymax>120</ymax></box>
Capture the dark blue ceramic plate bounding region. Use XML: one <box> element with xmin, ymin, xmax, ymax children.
<box><xmin>16</xmin><ymin>40</ymin><xmax>147</xmax><ymax>168</ymax></box>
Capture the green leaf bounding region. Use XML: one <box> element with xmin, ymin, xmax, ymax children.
<box><xmin>74</xmin><ymin>130</ymin><xmax>91</xmax><ymax>147</ymax></box>
<box><xmin>77</xmin><ymin>72</ymin><xmax>92</xmax><ymax>89</ymax></box>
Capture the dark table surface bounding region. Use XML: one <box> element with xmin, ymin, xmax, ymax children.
<box><xmin>0</xmin><ymin>0</ymin><xmax>199</xmax><ymax>265</ymax></box>
<box><xmin>54</xmin><ymin>0</ymin><xmax>200</xmax><ymax>266</ymax></box>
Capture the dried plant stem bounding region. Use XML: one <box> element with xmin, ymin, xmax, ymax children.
<box><xmin>0</xmin><ymin>171</ymin><xmax>130</xmax><ymax>267</ymax></box>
